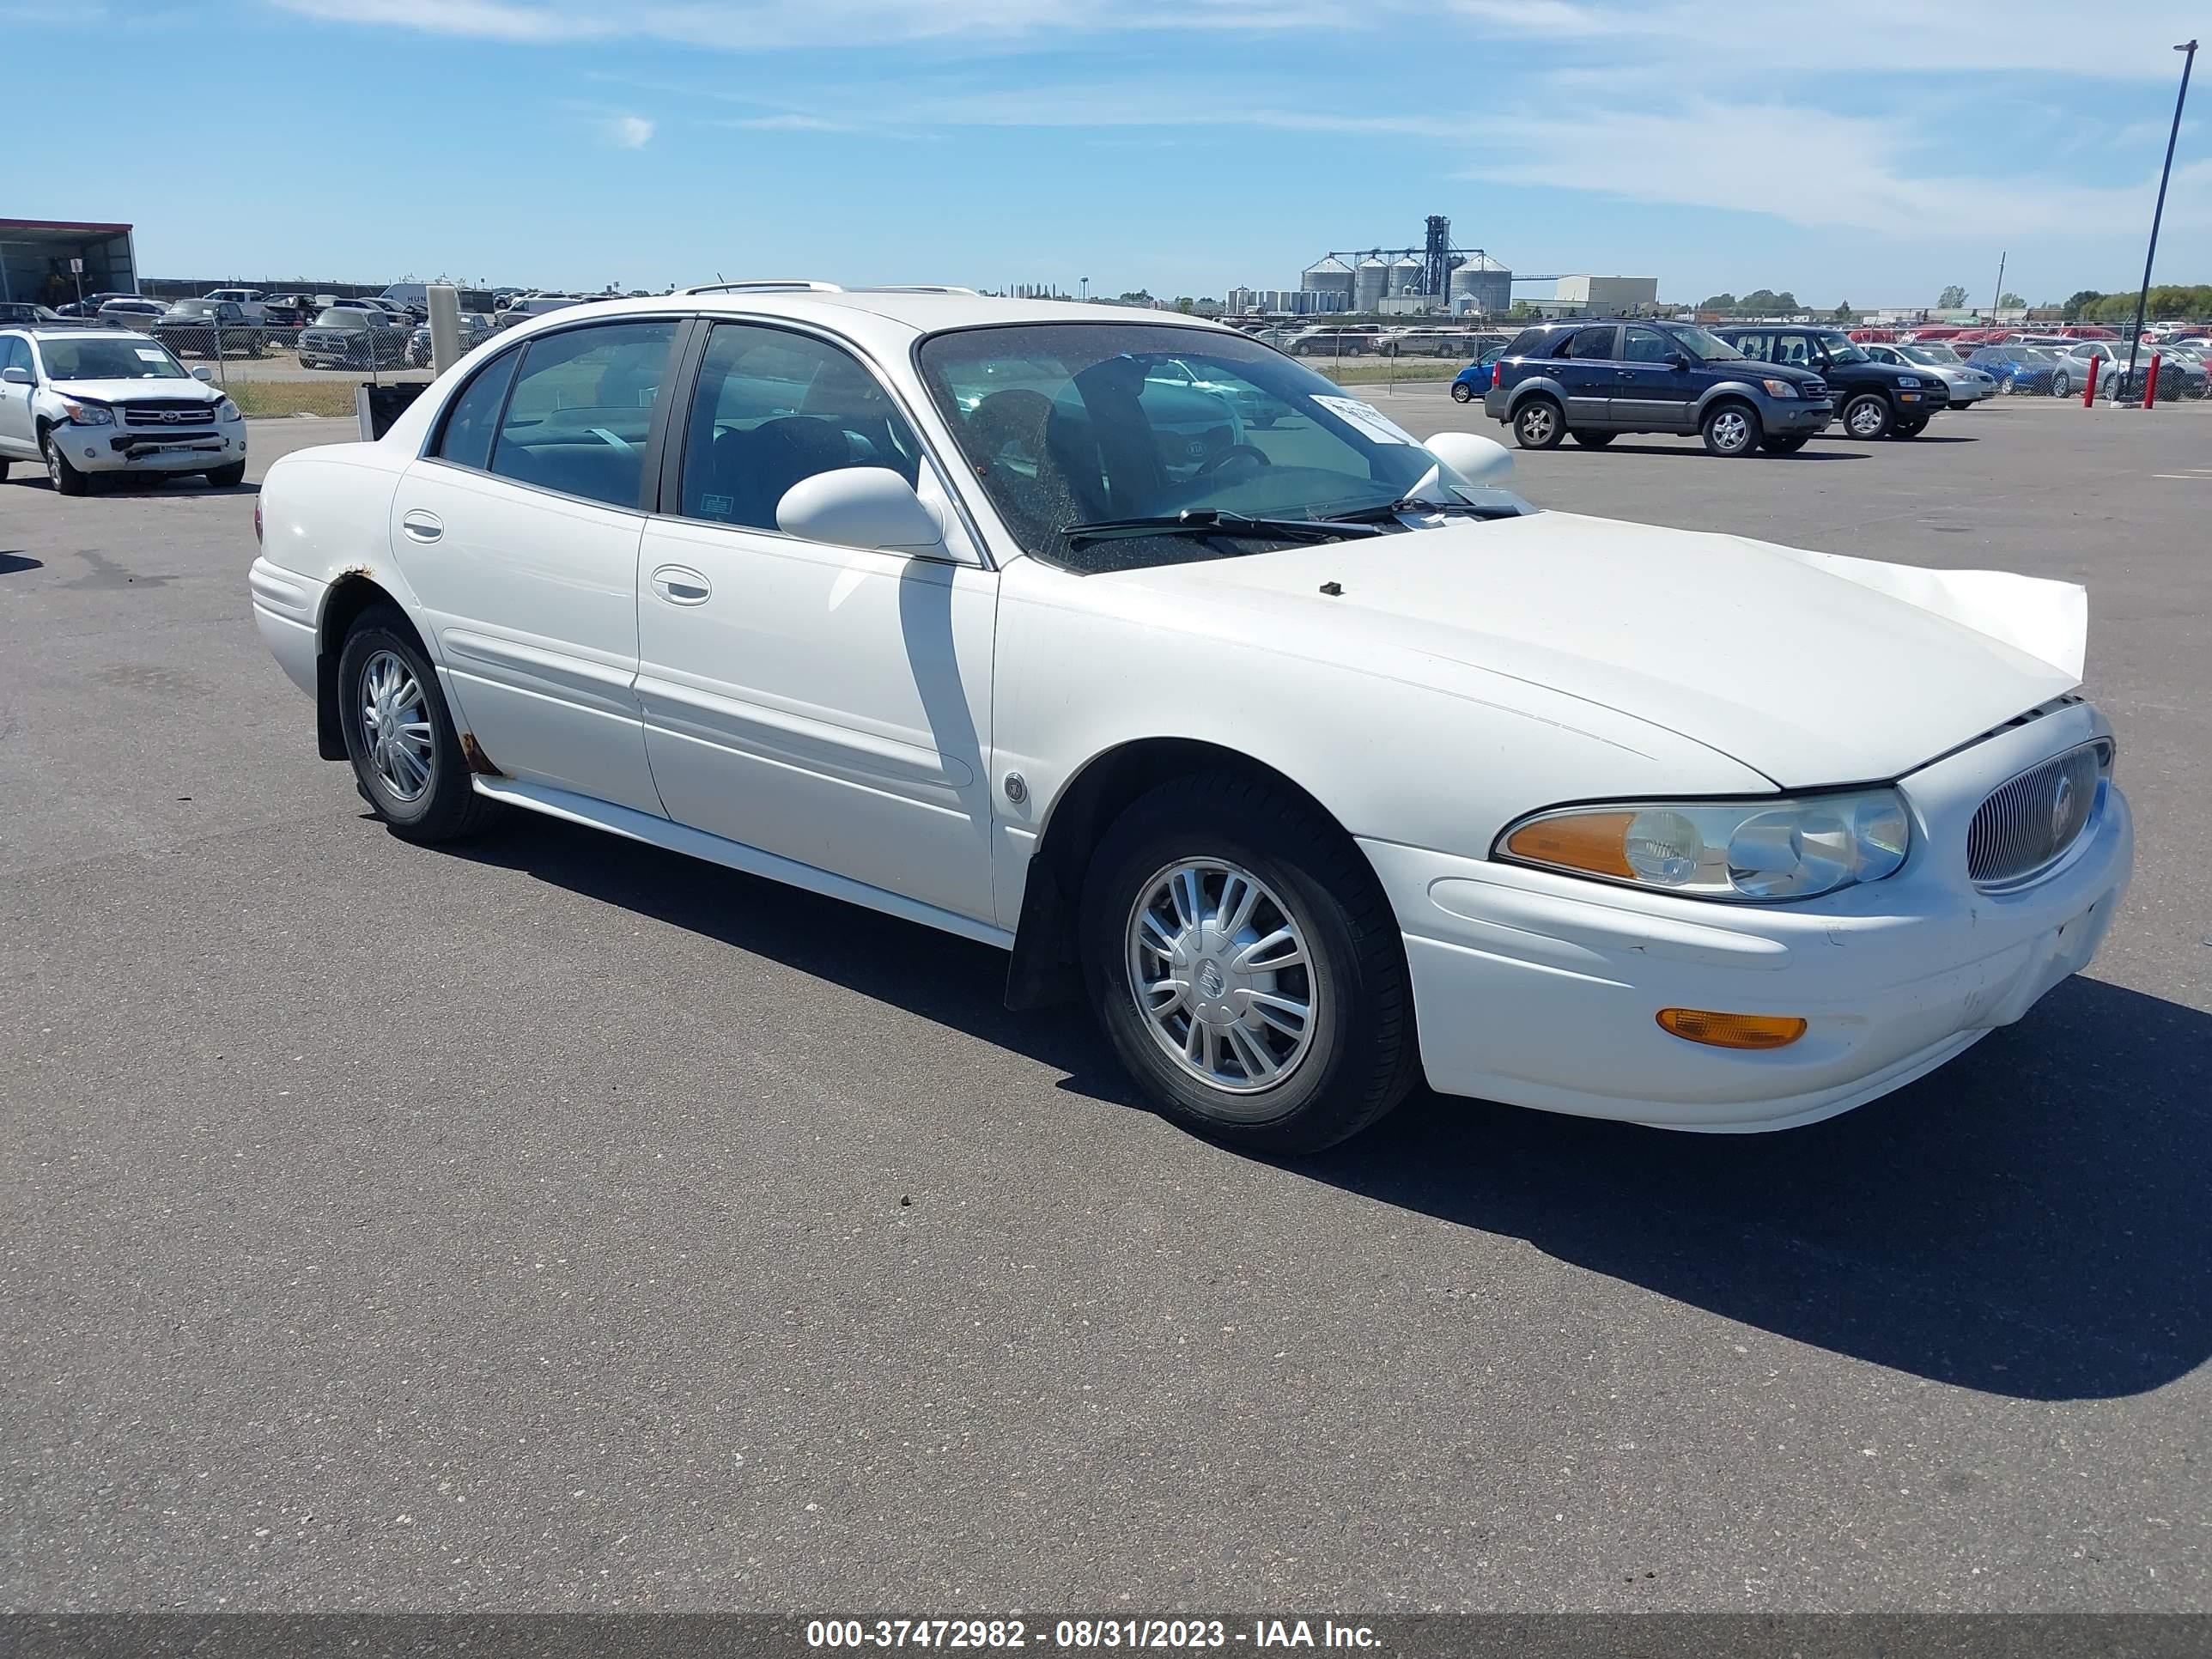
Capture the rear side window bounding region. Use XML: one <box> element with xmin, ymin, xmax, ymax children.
<box><xmin>1565</xmin><ymin>325</ymin><xmax>1617</xmax><ymax>360</ymax></box>
<box><xmin>433</xmin><ymin>349</ymin><xmax>520</xmax><ymax>471</ymax></box>
<box><xmin>1731</xmin><ymin>332</ymin><xmax>1772</xmax><ymax>362</ymax></box>
<box><xmin>487</xmin><ymin>320</ymin><xmax>675</xmax><ymax>508</ymax></box>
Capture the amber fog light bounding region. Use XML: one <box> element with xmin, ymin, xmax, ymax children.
<box><xmin>1656</xmin><ymin>1008</ymin><xmax>1808</xmax><ymax>1050</ymax></box>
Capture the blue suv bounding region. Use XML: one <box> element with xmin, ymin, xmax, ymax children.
<box><xmin>1484</xmin><ymin>319</ymin><xmax>1833</xmax><ymax>456</ymax></box>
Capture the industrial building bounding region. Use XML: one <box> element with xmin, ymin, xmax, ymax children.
<box><xmin>0</xmin><ymin>217</ymin><xmax>138</xmax><ymax>307</ymax></box>
<box><xmin>1231</xmin><ymin>216</ymin><xmax>1518</xmax><ymax>319</ymax></box>
<box><xmin>1544</xmin><ymin>275</ymin><xmax>1660</xmax><ymax>317</ymax></box>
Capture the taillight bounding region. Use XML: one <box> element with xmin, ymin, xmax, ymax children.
<box><xmin>1491</xmin><ymin>359</ymin><xmax>1502</xmax><ymax>388</ymax></box>
<box><xmin>253</xmin><ymin>497</ymin><xmax>263</xmax><ymax>544</ymax></box>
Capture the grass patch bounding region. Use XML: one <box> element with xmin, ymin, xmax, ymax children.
<box><xmin>1319</xmin><ymin>361</ymin><xmax>1462</xmax><ymax>386</ymax></box>
<box><xmin>225</xmin><ymin>381</ymin><xmax>364</xmax><ymax>419</ymax></box>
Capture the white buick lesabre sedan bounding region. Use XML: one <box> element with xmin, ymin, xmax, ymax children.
<box><xmin>247</xmin><ymin>284</ymin><xmax>2132</xmax><ymax>1152</ymax></box>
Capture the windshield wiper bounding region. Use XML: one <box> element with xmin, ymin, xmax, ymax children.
<box><xmin>1322</xmin><ymin>496</ymin><xmax>1520</xmax><ymax>524</ymax></box>
<box><xmin>1061</xmin><ymin>510</ymin><xmax>1387</xmax><ymax>547</ymax></box>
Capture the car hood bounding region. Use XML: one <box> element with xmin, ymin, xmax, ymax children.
<box><xmin>1103</xmin><ymin>512</ymin><xmax>2083</xmax><ymax>787</ymax></box>
<box><xmin>46</xmin><ymin>379</ymin><xmax>222</xmax><ymax>406</ymax></box>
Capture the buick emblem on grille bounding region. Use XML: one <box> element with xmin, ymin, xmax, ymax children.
<box><xmin>2051</xmin><ymin>772</ymin><xmax>2075</xmax><ymax>842</ymax></box>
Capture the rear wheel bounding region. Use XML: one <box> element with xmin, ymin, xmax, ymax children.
<box><xmin>1079</xmin><ymin>773</ymin><xmax>1418</xmax><ymax>1154</ymax></box>
<box><xmin>337</xmin><ymin>606</ymin><xmax>500</xmax><ymax>844</ymax></box>
<box><xmin>1700</xmin><ymin>401</ymin><xmax>1760</xmax><ymax>456</ymax></box>
<box><xmin>2051</xmin><ymin>370</ymin><xmax>2071</xmax><ymax>398</ymax></box>
<box><xmin>1512</xmin><ymin>396</ymin><xmax>1563</xmax><ymax>449</ymax></box>
<box><xmin>1842</xmin><ymin>393</ymin><xmax>1893</xmax><ymax>441</ymax></box>
<box><xmin>40</xmin><ymin>429</ymin><xmax>89</xmax><ymax>496</ymax></box>
<box><xmin>1760</xmin><ymin>433</ymin><xmax>1811</xmax><ymax>454</ymax></box>
<box><xmin>1569</xmin><ymin>429</ymin><xmax>1616</xmax><ymax>447</ymax></box>
<box><xmin>1449</xmin><ymin>380</ymin><xmax>1475</xmax><ymax>404</ymax></box>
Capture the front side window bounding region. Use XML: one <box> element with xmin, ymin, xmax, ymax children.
<box><xmin>1621</xmin><ymin>326</ymin><xmax>1675</xmax><ymax>364</ymax></box>
<box><xmin>1773</xmin><ymin>333</ymin><xmax>1815</xmax><ymax>368</ymax></box>
<box><xmin>917</xmin><ymin>322</ymin><xmax>1475</xmax><ymax>574</ymax></box>
<box><xmin>33</xmin><ymin>336</ymin><xmax>190</xmax><ymax>381</ymax></box>
<box><xmin>677</xmin><ymin>324</ymin><xmax>921</xmax><ymax>530</ymax></box>
<box><xmin>488</xmin><ymin>319</ymin><xmax>673</xmax><ymax>508</ymax></box>
<box><xmin>1813</xmin><ymin>331</ymin><xmax>1869</xmax><ymax>363</ymax></box>
<box><xmin>432</xmin><ymin>349</ymin><xmax>521</xmax><ymax>471</ymax></box>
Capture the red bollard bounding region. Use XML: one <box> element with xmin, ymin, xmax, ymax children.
<box><xmin>2144</xmin><ymin>354</ymin><xmax>2160</xmax><ymax>408</ymax></box>
<box><xmin>2083</xmin><ymin>355</ymin><xmax>2099</xmax><ymax>406</ymax></box>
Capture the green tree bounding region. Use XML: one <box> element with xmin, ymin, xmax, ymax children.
<box><xmin>1938</xmin><ymin>284</ymin><xmax>1968</xmax><ymax>309</ymax></box>
<box><xmin>1699</xmin><ymin>292</ymin><xmax>1737</xmax><ymax>312</ymax></box>
<box><xmin>1996</xmin><ymin>291</ymin><xmax>2025</xmax><ymax>309</ymax></box>
<box><xmin>1735</xmin><ymin>288</ymin><xmax>1799</xmax><ymax>315</ymax></box>
<box><xmin>1834</xmin><ymin>301</ymin><xmax>1855</xmax><ymax>324</ymax></box>
<box><xmin>2061</xmin><ymin>289</ymin><xmax>2105</xmax><ymax>321</ymax></box>
<box><xmin>1173</xmin><ymin>296</ymin><xmax>1194</xmax><ymax>314</ymax></box>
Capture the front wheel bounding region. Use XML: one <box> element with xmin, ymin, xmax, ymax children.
<box><xmin>1449</xmin><ymin>380</ymin><xmax>1475</xmax><ymax>404</ymax></box>
<box><xmin>1841</xmin><ymin>393</ymin><xmax>1893</xmax><ymax>441</ymax></box>
<box><xmin>204</xmin><ymin>461</ymin><xmax>247</xmax><ymax>488</ymax></box>
<box><xmin>1570</xmin><ymin>429</ymin><xmax>1616</xmax><ymax>447</ymax></box>
<box><xmin>337</xmin><ymin>606</ymin><xmax>500</xmax><ymax>844</ymax></box>
<box><xmin>2051</xmin><ymin>371</ymin><xmax>2071</xmax><ymax>398</ymax></box>
<box><xmin>1512</xmin><ymin>396</ymin><xmax>1564</xmax><ymax>449</ymax></box>
<box><xmin>41</xmin><ymin>431</ymin><xmax>89</xmax><ymax>496</ymax></box>
<box><xmin>1700</xmin><ymin>401</ymin><xmax>1760</xmax><ymax>456</ymax></box>
<box><xmin>1079</xmin><ymin>773</ymin><xmax>1418</xmax><ymax>1154</ymax></box>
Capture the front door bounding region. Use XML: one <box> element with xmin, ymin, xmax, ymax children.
<box><xmin>634</xmin><ymin>320</ymin><xmax>999</xmax><ymax>925</ymax></box>
<box><xmin>386</xmin><ymin>316</ymin><xmax>678</xmax><ymax>816</ymax></box>
<box><xmin>1612</xmin><ymin>324</ymin><xmax>1695</xmax><ymax>428</ymax></box>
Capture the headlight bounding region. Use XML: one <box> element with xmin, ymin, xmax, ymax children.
<box><xmin>59</xmin><ymin>398</ymin><xmax>114</xmax><ymax>426</ymax></box>
<box><xmin>216</xmin><ymin>398</ymin><xmax>241</xmax><ymax>421</ymax></box>
<box><xmin>1759</xmin><ymin>379</ymin><xmax>1800</xmax><ymax>398</ymax></box>
<box><xmin>1895</xmin><ymin>375</ymin><xmax>1922</xmax><ymax>387</ymax></box>
<box><xmin>1498</xmin><ymin>789</ymin><xmax>1911</xmax><ymax>902</ymax></box>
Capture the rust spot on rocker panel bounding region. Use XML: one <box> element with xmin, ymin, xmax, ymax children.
<box><xmin>459</xmin><ymin>732</ymin><xmax>501</xmax><ymax>776</ymax></box>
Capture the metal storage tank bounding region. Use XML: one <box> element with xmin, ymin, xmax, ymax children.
<box><xmin>1449</xmin><ymin>255</ymin><xmax>1512</xmax><ymax>317</ymax></box>
<box><xmin>1389</xmin><ymin>254</ymin><xmax>1425</xmax><ymax>298</ymax></box>
<box><xmin>1300</xmin><ymin>255</ymin><xmax>1355</xmax><ymax>305</ymax></box>
<box><xmin>1352</xmin><ymin>255</ymin><xmax>1390</xmax><ymax>313</ymax></box>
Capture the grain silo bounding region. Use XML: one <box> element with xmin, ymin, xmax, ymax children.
<box><xmin>1300</xmin><ymin>255</ymin><xmax>1355</xmax><ymax>307</ymax></box>
<box><xmin>1352</xmin><ymin>254</ymin><xmax>1390</xmax><ymax>313</ymax></box>
<box><xmin>1449</xmin><ymin>253</ymin><xmax>1512</xmax><ymax>318</ymax></box>
<box><xmin>1389</xmin><ymin>253</ymin><xmax>1425</xmax><ymax>299</ymax></box>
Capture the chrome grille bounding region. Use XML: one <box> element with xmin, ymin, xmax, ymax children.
<box><xmin>1967</xmin><ymin>741</ymin><xmax>2108</xmax><ymax>889</ymax></box>
<box><xmin>123</xmin><ymin>401</ymin><xmax>216</xmax><ymax>428</ymax></box>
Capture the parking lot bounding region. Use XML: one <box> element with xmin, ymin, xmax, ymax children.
<box><xmin>3</xmin><ymin>394</ymin><xmax>2209</xmax><ymax>1613</ymax></box>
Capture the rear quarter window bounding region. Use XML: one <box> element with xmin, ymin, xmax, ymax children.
<box><xmin>1504</xmin><ymin>327</ymin><xmax>1549</xmax><ymax>357</ymax></box>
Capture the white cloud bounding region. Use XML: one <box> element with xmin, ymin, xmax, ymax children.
<box><xmin>604</xmin><ymin>112</ymin><xmax>655</xmax><ymax>148</ymax></box>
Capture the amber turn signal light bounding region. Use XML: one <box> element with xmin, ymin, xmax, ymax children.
<box><xmin>1504</xmin><ymin>811</ymin><xmax>1637</xmax><ymax>879</ymax></box>
<box><xmin>1656</xmin><ymin>1008</ymin><xmax>1808</xmax><ymax>1050</ymax></box>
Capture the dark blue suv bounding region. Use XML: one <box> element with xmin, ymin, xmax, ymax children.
<box><xmin>1483</xmin><ymin>319</ymin><xmax>1833</xmax><ymax>456</ymax></box>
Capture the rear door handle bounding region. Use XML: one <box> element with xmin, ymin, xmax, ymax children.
<box><xmin>400</xmin><ymin>509</ymin><xmax>442</xmax><ymax>543</ymax></box>
<box><xmin>650</xmin><ymin>564</ymin><xmax>711</xmax><ymax>605</ymax></box>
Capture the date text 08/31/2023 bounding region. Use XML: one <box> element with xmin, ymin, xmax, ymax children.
<box><xmin>805</xmin><ymin>1620</ymin><xmax>1381</xmax><ymax>1650</ymax></box>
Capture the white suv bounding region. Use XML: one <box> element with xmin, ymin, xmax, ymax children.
<box><xmin>0</xmin><ymin>325</ymin><xmax>248</xmax><ymax>494</ymax></box>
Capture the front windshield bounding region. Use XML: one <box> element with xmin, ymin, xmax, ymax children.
<box><xmin>1814</xmin><ymin>331</ymin><xmax>1869</xmax><ymax>363</ymax></box>
<box><xmin>37</xmin><ymin>337</ymin><xmax>191</xmax><ymax>381</ymax></box>
<box><xmin>1671</xmin><ymin>325</ymin><xmax>1744</xmax><ymax>362</ymax></box>
<box><xmin>313</xmin><ymin>308</ymin><xmax>368</xmax><ymax>328</ymax></box>
<box><xmin>916</xmin><ymin>323</ymin><xmax>1486</xmax><ymax>574</ymax></box>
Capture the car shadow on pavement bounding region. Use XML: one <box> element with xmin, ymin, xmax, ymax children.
<box><xmin>1589</xmin><ymin>444</ymin><xmax>1869</xmax><ymax>460</ymax></box>
<box><xmin>444</xmin><ymin>817</ymin><xmax>2207</xmax><ymax>1404</ymax></box>
<box><xmin>0</xmin><ymin>551</ymin><xmax>42</xmax><ymax>574</ymax></box>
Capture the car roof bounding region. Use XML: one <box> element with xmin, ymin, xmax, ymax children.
<box><xmin>11</xmin><ymin>325</ymin><xmax>159</xmax><ymax>342</ymax></box>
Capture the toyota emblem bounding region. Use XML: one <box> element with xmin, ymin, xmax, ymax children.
<box><xmin>160</xmin><ymin>411</ymin><xmax>182</xmax><ymax>423</ymax></box>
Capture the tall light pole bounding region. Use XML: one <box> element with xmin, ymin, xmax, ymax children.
<box><xmin>2124</xmin><ymin>39</ymin><xmax>2197</xmax><ymax>394</ymax></box>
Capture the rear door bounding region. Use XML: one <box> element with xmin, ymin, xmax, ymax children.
<box><xmin>1611</xmin><ymin>324</ymin><xmax>1694</xmax><ymax>429</ymax></box>
<box><xmin>1554</xmin><ymin>324</ymin><xmax>1620</xmax><ymax>426</ymax></box>
<box><xmin>0</xmin><ymin>336</ymin><xmax>35</xmax><ymax>455</ymax></box>
<box><xmin>386</xmin><ymin>316</ymin><xmax>680</xmax><ymax>815</ymax></box>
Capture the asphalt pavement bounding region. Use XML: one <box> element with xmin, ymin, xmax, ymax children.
<box><xmin>3</xmin><ymin>398</ymin><xmax>2208</xmax><ymax>1613</ymax></box>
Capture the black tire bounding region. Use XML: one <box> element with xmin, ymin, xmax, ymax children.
<box><xmin>1079</xmin><ymin>772</ymin><xmax>1418</xmax><ymax>1155</ymax></box>
<box><xmin>1999</xmin><ymin>378</ymin><xmax>2017</xmax><ymax>395</ymax></box>
<box><xmin>40</xmin><ymin>428</ymin><xmax>89</xmax><ymax>496</ymax></box>
<box><xmin>1700</xmin><ymin>400</ymin><xmax>1761</xmax><ymax>456</ymax></box>
<box><xmin>1891</xmin><ymin>416</ymin><xmax>1928</xmax><ymax>438</ymax></box>
<box><xmin>337</xmin><ymin>605</ymin><xmax>500</xmax><ymax>844</ymax></box>
<box><xmin>1449</xmin><ymin>380</ymin><xmax>1475</xmax><ymax>404</ymax></box>
<box><xmin>2050</xmin><ymin>370</ymin><xmax>2070</xmax><ymax>398</ymax></box>
<box><xmin>1760</xmin><ymin>433</ymin><xmax>1811</xmax><ymax>454</ymax></box>
<box><xmin>1512</xmin><ymin>395</ymin><xmax>1564</xmax><ymax>449</ymax></box>
<box><xmin>1841</xmin><ymin>392</ymin><xmax>1893</xmax><ymax>441</ymax></box>
<box><xmin>204</xmin><ymin>461</ymin><xmax>247</xmax><ymax>488</ymax></box>
<box><xmin>1570</xmin><ymin>429</ymin><xmax>1616</xmax><ymax>447</ymax></box>
<box><xmin>0</xmin><ymin>459</ymin><xmax>9</xmax><ymax>482</ymax></box>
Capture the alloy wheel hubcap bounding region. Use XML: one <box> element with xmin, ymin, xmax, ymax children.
<box><xmin>1522</xmin><ymin>407</ymin><xmax>1554</xmax><ymax>441</ymax></box>
<box><xmin>1713</xmin><ymin>411</ymin><xmax>1748</xmax><ymax>449</ymax></box>
<box><xmin>1850</xmin><ymin>404</ymin><xmax>1883</xmax><ymax>434</ymax></box>
<box><xmin>1126</xmin><ymin>859</ymin><xmax>1317</xmax><ymax>1107</ymax></box>
<box><xmin>359</xmin><ymin>649</ymin><xmax>434</xmax><ymax>802</ymax></box>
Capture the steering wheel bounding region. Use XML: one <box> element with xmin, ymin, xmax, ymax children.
<box><xmin>1195</xmin><ymin>442</ymin><xmax>1272</xmax><ymax>477</ymax></box>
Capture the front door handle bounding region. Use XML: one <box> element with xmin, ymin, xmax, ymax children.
<box><xmin>400</xmin><ymin>509</ymin><xmax>442</xmax><ymax>543</ymax></box>
<box><xmin>650</xmin><ymin>564</ymin><xmax>712</xmax><ymax>605</ymax></box>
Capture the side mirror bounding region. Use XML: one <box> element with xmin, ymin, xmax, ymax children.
<box><xmin>1666</xmin><ymin>352</ymin><xmax>1691</xmax><ymax>370</ymax></box>
<box><xmin>1423</xmin><ymin>429</ymin><xmax>1516</xmax><ymax>485</ymax></box>
<box><xmin>191</xmin><ymin>366</ymin><xmax>214</xmax><ymax>382</ymax></box>
<box><xmin>777</xmin><ymin>466</ymin><xmax>946</xmax><ymax>555</ymax></box>
<box><xmin>1</xmin><ymin>366</ymin><xmax>32</xmax><ymax>386</ymax></box>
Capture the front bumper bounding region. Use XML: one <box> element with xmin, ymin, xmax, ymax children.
<box><xmin>1765</xmin><ymin>398</ymin><xmax>1832</xmax><ymax>433</ymax></box>
<box><xmin>1363</xmin><ymin>702</ymin><xmax>2132</xmax><ymax>1132</ymax></box>
<box><xmin>58</xmin><ymin>420</ymin><xmax>246</xmax><ymax>472</ymax></box>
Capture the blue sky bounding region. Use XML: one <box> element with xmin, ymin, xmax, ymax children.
<box><xmin>10</xmin><ymin>0</ymin><xmax>2209</xmax><ymax>307</ymax></box>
